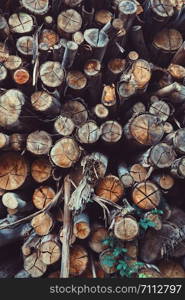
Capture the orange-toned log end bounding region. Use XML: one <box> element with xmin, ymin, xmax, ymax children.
<box><xmin>31</xmin><ymin>212</ymin><xmax>53</xmax><ymax>236</ymax></box>
<box><xmin>24</xmin><ymin>252</ymin><xmax>47</xmax><ymax>278</ymax></box>
<box><xmin>132</xmin><ymin>181</ymin><xmax>161</xmax><ymax>210</ymax></box>
<box><xmin>32</xmin><ymin>186</ymin><xmax>55</xmax><ymax>209</ymax></box>
<box><xmin>95</xmin><ymin>175</ymin><xmax>124</xmax><ymax>203</ymax></box>
<box><xmin>0</xmin><ymin>152</ymin><xmax>28</xmax><ymax>190</ymax></box>
<box><xmin>114</xmin><ymin>215</ymin><xmax>139</xmax><ymax>241</ymax></box>
<box><xmin>89</xmin><ymin>227</ymin><xmax>109</xmax><ymax>253</ymax></box>
<box><xmin>158</xmin><ymin>260</ymin><xmax>185</xmax><ymax>278</ymax></box>
<box><xmin>130</xmin><ymin>164</ymin><xmax>147</xmax><ymax>183</ymax></box>
<box><xmin>13</xmin><ymin>68</ymin><xmax>30</xmax><ymax>85</ymax></box>
<box><xmin>69</xmin><ymin>245</ymin><xmax>88</xmax><ymax>276</ymax></box>
<box><xmin>39</xmin><ymin>241</ymin><xmax>61</xmax><ymax>265</ymax></box>
<box><xmin>73</xmin><ymin>222</ymin><xmax>90</xmax><ymax>239</ymax></box>
<box><xmin>31</xmin><ymin>158</ymin><xmax>52</xmax><ymax>183</ymax></box>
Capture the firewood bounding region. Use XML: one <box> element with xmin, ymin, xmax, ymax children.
<box><xmin>95</xmin><ymin>175</ymin><xmax>124</xmax><ymax>203</ymax></box>
<box><xmin>99</xmin><ymin>249</ymin><xmax>117</xmax><ymax>274</ymax></box>
<box><xmin>31</xmin><ymin>212</ymin><xmax>54</xmax><ymax>236</ymax></box>
<box><xmin>39</xmin><ymin>61</ymin><xmax>65</xmax><ymax>88</ymax></box>
<box><xmin>73</xmin><ymin>213</ymin><xmax>90</xmax><ymax>239</ymax></box>
<box><xmin>72</xmin><ymin>31</ymin><xmax>84</xmax><ymax>45</ymax></box>
<box><xmin>173</xmin><ymin>128</ymin><xmax>185</xmax><ymax>154</ymax></box>
<box><xmin>69</xmin><ymin>245</ymin><xmax>88</xmax><ymax>276</ymax></box>
<box><xmin>118</xmin><ymin>0</ymin><xmax>137</xmax><ymax>31</ymax></box>
<box><xmin>101</xmin><ymin>85</ymin><xmax>117</xmax><ymax>114</ymax></box>
<box><xmin>39</xmin><ymin>29</ymin><xmax>59</xmax><ymax>50</ymax></box>
<box><xmin>171</xmin><ymin>157</ymin><xmax>185</xmax><ymax>179</ymax></box>
<box><xmin>84</xmin><ymin>59</ymin><xmax>102</xmax><ymax>105</ymax></box>
<box><xmin>89</xmin><ymin>225</ymin><xmax>109</xmax><ymax>253</ymax></box>
<box><xmin>0</xmin><ymin>42</ymin><xmax>9</xmax><ymax>62</ymax></box>
<box><xmin>118</xmin><ymin>163</ymin><xmax>134</xmax><ymax>188</ymax></box>
<box><xmin>50</xmin><ymin>137</ymin><xmax>81</xmax><ymax>168</ymax></box>
<box><xmin>62</xmin><ymin>99</ymin><xmax>88</xmax><ymax>126</ymax></box>
<box><xmin>95</xmin><ymin>9</ymin><xmax>112</xmax><ymax>28</ymax></box>
<box><xmin>0</xmin><ymin>152</ymin><xmax>28</xmax><ymax>190</ymax></box>
<box><xmin>132</xmin><ymin>181</ymin><xmax>161</xmax><ymax>210</ymax></box>
<box><xmin>152</xmin><ymin>172</ymin><xmax>175</xmax><ymax>191</ymax></box>
<box><xmin>26</xmin><ymin>130</ymin><xmax>52</xmax><ymax>155</ymax></box>
<box><xmin>105</xmin><ymin>58</ymin><xmax>126</xmax><ymax>84</ymax></box>
<box><xmin>24</xmin><ymin>252</ymin><xmax>47</xmax><ymax>278</ymax></box>
<box><xmin>114</xmin><ymin>215</ymin><xmax>139</xmax><ymax>241</ymax></box>
<box><xmin>158</xmin><ymin>260</ymin><xmax>185</xmax><ymax>278</ymax></box>
<box><xmin>130</xmin><ymin>25</ymin><xmax>150</xmax><ymax>60</ymax></box>
<box><xmin>62</xmin><ymin>41</ymin><xmax>78</xmax><ymax>69</ymax></box>
<box><xmin>31</xmin><ymin>90</ymin><xmax>61</xmax><ymax>116</ymax></box>
<box><xmin>82</xmin><ymin>4</ymin><xmax>95</xmax><ymax>28</ymax></box>
<box><xmin>38</xmin><ymin>234</ymin><xmax>61</xmax><ymax>265</ymax></box>
<box><xmin>9</xmin><ymin>133</ymin><xmax>26</xmax><ymax>152</ymax></box>
<box><xmin>0</xmin><ymin>64</ymin><xmax>7</xmax><ymax>84</ymax></box>
<box><xmin>57</xmin><ymin>9</ymin><xmax>82</xmax><ymax>38</ymax></box>
<box><xmin>13</xmin><ymin>68</ymin><xmax>30</xmax><ymax>86</ymax></box>
<box><xmin>8</xmin><ymin>12</ymin><xmax>34</xmax><ymax>34</ymax></box>
<box><xmin>32</xmin><ymin>186</ymin><xmax>56</xmax><ymax>210</ymax></box>
<box><xmin>149</xmin><ymin>100</ymin><xmax>171</xmax><ymax>122</ymax></box>
<box><xmin>129</xmin><ymin>163</ymin><xmax>147</xmax><ymax>183</ymax></box>
<box><xmin>0</xmin><ymin>133</ymin><xmax>10</xmax><ymax>150</ymax></box>
<box><xmin>20</xmin><ymin>0</ymin><xmax>49</xmax><ymax>15</ymax></box>
<box><xmin>16</xmin><ymin>36</ymin><xmax>34</xmax><ymax>56</ymax></box>
<box><xmin>100</xmin><ymin>120</ymin><xmax>123</xmax><ymax>144</ymax></box>
<box><xmin>54</xmin><ymin>115</ymin><xmax>75</xmax><ymax>136</ymax></box>
<box><xmin>2</xmin><ymin>192</ymin><xmax>27</xmax><ymax>210</ymax></box>
<box><xmin>4</xmin><ymin>55</ymin><xmax>22</xmax><ymax>70</ymax></box>
<box><xmin>21</xmin><ymin>232</ymin><xmax>41</xmax><ymax>257</ymax></box>
<box><xmin>172</xmin><ymin>41</ymin><xmax>185</xmax><ymax>66</ymax></box>
<box><xmin>76</xmin><ymin>120</ymin><xmax>101</xmax><ymax>144</ymax></box>
<box><xmin>144</xmin><ymin>211</ymin><xmax>162</xmax><ymax>231</ymax></box>
<box><xmin>93</xmin><ymin>104</ymin><xmax>109</xmax><ymax>124</ymax></box>
<box><xmin>167</xmin><ymin>63</ymin><xmax>185</xmax><ymax>80</ymax></box>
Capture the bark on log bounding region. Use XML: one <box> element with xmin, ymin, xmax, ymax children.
<box><xmin>73</xmin><ymin>213</ymin><xmax>90</xmax><ymax>239</ymax></box>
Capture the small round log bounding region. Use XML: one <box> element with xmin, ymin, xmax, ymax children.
<box><xmin>144</xmin><ymin>211</ymin><xmax>162</xmax><ymax>231</ymax></box>
<box><xmin>114</xmin><ymin>215</ymin><xmax>139</xmax><ymax>241</ymax></box>
<box><xmin>0</xmin><ymin>133</ymin><xmax>10</xmax><ymax>150</ymax></box>
<box><xmin>8</xmin><ymin>12</ymin><xmax>34</xmax><ymax>34</ymax></box>
<box><xmin>118</xmin><ymin>0</ymin><xmax>137</xmax><ymax>31</ymax></box>
<box><xmin>152</xmin><ymin>172</ymin><xmax>175</xmax><ymax>190</ymax></box>
<box><xmin>100</xmin><ymin>120</ymin><xmax>123</xmax><ymax>144</ymax></box>
<box><xmin>32</xmin><ymin>186</ymin><xmax>56</xmax><ymax>209</ymax></box>
<box><xmin>62</xmin><ymin>99</ymin><xmax>88</xmax><ymax>126</ymax></box>
<box><xmin>171</xmin><ymin>157</ymin><xmax>185</xmax><ymax>179</ymax></box>
<box><xmin>76</xmin><ymin>120</ymin><xmax>101</xmax><ymax>144</ymax></box>
<box><xmin>124</xmin><ymin>114</ymin><xmax>164</xmax><ymax>147</ymax></box>
<box><xmin>2</xmin><ymin>192</ymin><xmax>27</xmax><ymax>210</ymax></box>
<box><xmin>0</xmin><ymin>152</ymin><xmax>28</xmax><ymax>190</ymax></box>
<box><xmin>173</xmin><ymin>128</ymin><xmax>185</xmax><ymax>155</ymax></box>
<box><xmin>105</xmin><ymin>58</ymin><xmax>126</xmax><ymax>84</ymax></box>
<box><xmin>13</xmin><ymin>68</ymin><xmax>30</xmax><ymax>85</ymax></box>
<box><xmin>38</xmin><ymin>234</ymin><xmax>61</xmax><ymax>265</ymax></box>
<box><xmin>20</xmin><ymin>0</ymin><xmax>49</xmax><ymax>15</ymax></box>
<box><xmin>93</xmin><ymin>104</ymin><xmax>109</xmax><ymax>123</ymax></box>
<box><xmin>117</xmin><ymin>80</ymin><xmax>137</xmax><ymax>104</ymax></box>
<box><xmin>118</xmin><ymin>163</ymin><xmax>134</xmax><ymax>188</ymax></box>
<box><xmin>129</xmin><ymin>164</ymin><xmax>147</xmax><ymax>183</ymax></box>
<box><xmin>4</xmin><ymin>55</ymin><xmax>22</xmax><ymax>70</ymax></box>
<box><xmin>16</xmin><ymin>36</ymin><xmax>34</xmax><ymax>56</ymax></box>
<box><xmin>148</xmin><ymin>143</ymin><xmax>176</xmax><ymax>169</ymax></box>
<box><xmin>101</xmin><ymin>85</ymin><xmax>117</xmax><ymax>112</ymax></box>
<box><xmin>62</xmin><ymin>41</ymin><xmax>78</xmax><ymax>69</ymax></box>
<box><xmin>69</xmin><ymin>245</ymin><xmax>88</xmax><ymax>276</ymax></box>
<box><xmin>132</xmin><ymin>181</ymin><xmax>161</xmax><ymax>210</ymax></box>
<box><xmin>31</xmin><ymin>158</ymin><xmax>52</xmax><ymax>183</ymax></box>
<box><xmin>24</xmin><ymin>252</ymin><xmax>47</xmax><ymax>278</ymax></box>
<box><xmin>73</xmin><ymin>213</ymin><xmax>90</xmax><ymax>239</ymax></box>
<box><xmin>39</xmin><ymin>61</ymin><xmax>65</xmax><ymax>88</ymax></box>
<box><xmin>66</xmin><ymin>70</ymin><xmax>87</xmax><ymax>93</ymax></box>
<box><xmin>99</xmin><ymin>249</ymin><xmax>117</xmax><ymax>274</ymax></box>
<box><xmin>158</xmin><ymin>260</ymin><xmax>185</xmax><ymax>278</ymax></box>
<box><xmin>132</xmin><ymin>59</ymin><xmax>151</xmax><ymax>92</ymax></box>
<box><xmin>31</xmin><ymin>90</ymin><xmax>61</xmax><ymax>116</ymax></box>
<box><xmin>95</xmin><ymin>9</ymin><xmax>112</xmax><ymax>28</ymax></box>
<box><xmin>167</xmin><ymin>63</ymin><xmax>185</xmax><ymax>80</ymax></box>
<box><xmin>163</xmin><ymin>122</ymin><xmax>174</xmax><ymax>134</ymax></box>
<box><xmin>72</xmin><ymin>31</ymin><xmax>84</xmax><ymax>45</ymax></box>
<box><xmin>0</xmin><ymin>42</ymin><xmax>9</xmax><ymax>62</ymax></box>
<box><xmin>54</xmin><ymin>115</ymin><xmax>75</xmax><ymax>136</ymax></box>
<box><xmin>95</xmin><ymin>175</ymin><xmax>124</xmax><ymax>203</ymax></box>
<box><xmin>57</xmin><ymin>9</ymin><xmax>82</xmax><ymax>37</ymax></box>
<box><xmin>149</xmin><ymin>100</ymin><xmax>170</xmax><ymax>122</ymax></box>
<box><xmin>31</xmin><ymin>212</ymin><xmax>54</xmax><ymax>236</ymax></box>
<box><xmin>10</xmin><ymin>133</ymin><xmax>26</xmax><ymax>152</ymax></box>
<box><xmin>50</xmin><ymin>137</ymin><xmax>81</xmax><ymax>168</ymax></box>
<box><xmin>39</xmin><ymin>29</ymin><xmax>59</xmax><ymax>50</ymax></box>
<box><xmin>26</xmin><ymin>131</ymin><xmax>52</xmax><ymax>155</ymax></box>
<box><xmin>88</xmin><ymin>225</ymin><xmax>109</xmax><ymax>253</ymax></box>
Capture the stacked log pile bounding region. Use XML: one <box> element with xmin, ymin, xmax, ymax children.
<box><xmin>0</xmin><ymin>0</ymin><xmax>185</xmax><ymax>279</ymax></box>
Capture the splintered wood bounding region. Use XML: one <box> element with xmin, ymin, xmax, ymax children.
<box><xmin>1</xmin><ymin>0</ymin><xmax>185</xmax><ymax>279</ymax></box>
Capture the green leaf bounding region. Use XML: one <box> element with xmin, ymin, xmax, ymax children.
<box><xmin>150</xmin><ymin>209</ymin><xmax>163</xmax><ymax>215</ymax></box>
<box><xmin>139</xmin><ymin>218</ymin><xmax>156</xmax><ymax>230</ymax></box>
<box><xmin>102</xmin><ymin>255</ymin><xmax>116</xmax><ymax>268</ymax></box>
<box><xmin>120</xmin><ymin>269</ymin><xmax>126</xmax><ymax>277</ymax></box>
<box><xmin>138</xmin><ymin>273</ymin><xmax>152</xmax><ymax>278</ymax></box>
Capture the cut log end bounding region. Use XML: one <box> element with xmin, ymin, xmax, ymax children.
<box><xmin>69</xmin><ymin>245</ymin><xmax>88</xmax><ymax>276</ymax></box>
<box><xmin>114</xmin><ymin>215</ymin><xmax>139</xmax><ymax>241</ymax></box>
<box><xmin>32</xmin><ymin>186</ymin><xmax>55</xmax><ymax>210</ymax></box>
<box><xmin>31</xmin><ymin>212</ymin><xmax>53</xmax><ymax>236</ymax></box>
<box><xmin>100</xmin><ymin>121</ymin><xmax>122</xmax><ymax>143</ymax></box>
<box><xmin>95</xmin><ymin>175</ymin><xmax>124</xmax><ymax>203</ymax></box>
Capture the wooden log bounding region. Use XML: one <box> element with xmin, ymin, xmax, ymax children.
<box><xmin>158</xmin><ymin>260</ymin><xmax>185</xmax><ymax>278</ymax></box>
<box><xmin>13</xmin><ymin>68</ymin><xmax>30</xmax><ymax>86</ymax></box>
<box><xmin>31</xmin><ymin>212</ymin><xmax>54</xmax><ymax>236</ymax></box>
<box><xmin>131</xmin><ymin>59</ymin><xmax>151</xmax><ymax>92</ymax></box>
<box><xmin>39</xmin><ymin>29</ymin><xmax>59</xmax><ymax>50</ymax></box>
<box><xmin>99</xmin><ymin>249</ymin><xmax>117</xmax><ymax>274</ymax></box>
<box><xmin>117</xmin><ymin>80</ymin><xmax>137</xmax><ymax>104</ymax></box>
<box><xmin>101</xmin><ymin>85</ymin><xmax>117</xmax><ymax>115</ymax></box>
<box><xmin>144</xmin><ymin>211</ymin><xmax>162</xmax><ymax>231</ymax></box>
<box><xmin>149</xmin><ymin>100</ymin><xmax>170</xmax><ymax>122</ymax></box>
<box><xmin>95</xmin><ymin>9</ymin><xmax>112</xmax><ymax>28</ymax></box>
<box><xmin>54</xmin><ymin>115</ymin><xmax>75</xmax><ymax>136</ymax></box>
<box><xmin>4</xmin><ymin>55</ymin><xmax>22</xmax><ymax>71</ymax></box>
<box><xmin>114</xmin><ymin>215</ymin><xmax>139</xmax><ymax>241</ymax></box>
<box><xmin>8</xmin><ymin>12</ymin><xmax>34</xmax><ymax>34</ymax></box>
<box><xmin>59</xmin><ymin>227</ymin><xmax>76</xmax><ymax>246</ymax></box>
<box><xmin>20</xmin><ymin>0</ymin><xmax>49</xmax><ymax>15</ymax></box>
<box><xmin>62</xmin><ymin>99</ymin><xmax>88</xmax><ymax>126</ymax></box>
<box><xmin>57</xmin><ymin>9</ymin><xmax>82</xmax><ymax>38</ymax></box>
<box><xmin>69</xmin><ymin>245</ymin><xmax>88</xmax><ymax>276</ymax></box>
<box><xmin>93</xmin><ymin>104</ymin><xmax>109</xmax><ymax>124</ymax></box>
<box><xmin>151</xmin><ymin>28</ymin><xmax>183</xmax><ymax>67</ymax></box>
<box><xmin>21</xmin><ymin>232</ymin><xmax>41</xmax><ymax>257</ymax></box>
<box><xmin>100</xmin><ymin>120</ymin><xmax>123</xmax><ymax>144</ymax></box>
<box><xmin>139</xmin><ymin>143</ymin><xmax>176</xmax><ymax>169</ymax></box>
<box><xmin>173</xmin><ymin>128</ymin><xmax>185</xmax><ymax>154</ymax></box>
<box><xmin>53</xmin><ymin>38</ymin><xmax>67</xmax><ymax>61</ymax></box>
<box><xmin>44</xmin><ymin>15</ymin><xmax>54</xmax><ymax>28</ymax></box>
<box><xmin>76</xmin><ymin>120</ymin><xmax>101</xmax><ymax>144</ymax></box>
<box><xmin>0</xmin><ymin>42</ymin><xmax>9</xmax><ymax>62</ymax></box>
<box><xmin>2</xmin><ymin>192</ymin><xmax>27</xmax><ymax>210</ymax></box>
<box><xmin>167</xmin><ymin>63</ymin><xmax>185</xmax><ymax>80</ymax></box>
<box><xmin>0</xmin><ymin>152</ymin><xmax>28</xmax><ymax>190</ymax></box>
<box><xmin>124</xmin><ymin>113</ymin><xmax>164</xmax><ymax>147</ymax></box>
<box><xmin>24</xmin><ymin>252</ymin><xmax>47</xmax><ymax>278</ymax></box>
<box><xmin>73</xmin><ymin>213</ymin><xmax>90</xmax><ymax>239</ymax></box>
<box><xmin>31</xmin><ymin>90</ymin><xmax>61</xmax><ymax>116</ymax></box>
<box><xmin>16</xmin><ymin>36</ymin><xmax>34</xmax><ymax>56</ymax></box>
<box><xmin>38</xmin><ymin>234</ymin><xmax>61</xmax><ymax>265</ymax></box>
<box><xmin>171</xmin><ymin>157</ymin><xmax>185</xmax><ymax>179</ymax></box>
<box><xmin>89</xmin><ymin>225</ymin><xmax>109</xmax><ymax>253</ymax></box>
<box><xmin>105</xmin><ymin>58</ymin><xmax>126</xmax><ymax>85</ymax></box>
<box><xmin>118</xmin><ymin>163</ymin><xmax>134</xmax><ymax>188</ymax></box>
<box><xmin>130</xmin><ymin>25</ymin><xmax>150</xmax><ymax>60</ymax></box>
<box><xmin>39</xmin><ymin>61</ymin><xmax>65</xmax><ymax>88</ymax></box>
<box><xmin>95</xmin><ymin>175</ymin><xmax>124</xmax><ymax>203</ymax></box>
<box><xmin>152</xmin><ymin>172</ymin><xmax>175</xmax><ymax>191</ymax></box>
<box><xmin>62</xmin><ymin>41</ymin><xmax>78</xmax><ymax>69</ymax></box>
<box><xmin>163</xmin><ymin>122</ymin><xmax>174</xmax><ymax>135</ymax></box>
<box><xmin>0</xmin><ymin>133</ymin><xmax>10</xmax><ymax>150</ymax></box>
<box><xmin>66</xmin><ymin>70</ymin><xmax>87</xmax><ymax>95</ymax></box>
<box><xmin>84</xmin><ymin>28</ymin><xmax>109</xmax><ymax>62</ymax></box>
<box><xmin>50</xmin><ymin>137</ymin><xmax>81</xmax><ymax>168</ymax></box>
<box><xmin>171</xmin><ymin>41</ymin><xmax>185</xmax><ymax>66</ymax></box>
<box><xmin>0</xmin><ymin>89</ymin><xmax>25</xmax><ymax>129</ymax></box>
<box><xmin>72</xmin><ymin>31</ymin><xmax>84</xmax><ymax>45</ymax></box>
<box><xmin>129</xmin><ymin>163</ymin><xmax>147</xmax><ymax>183</ymax></box>
<box><xmin>0</xmin><ymin>15</ymin><xmax>10</xmax><ymax>39</ymax></box>
<box><xmin>102</xmin><ymin>18</ymin><xmax>124</xmax><ymax>40</ymax></box>
<box><xmin>32</xmin><ymin>186</ymin><xmax>56</xmax><ymax>210</ymax></box>
<box><xmin>155</xmin><ymin>82</ymin><xmax>185</xmax><ymax>104</ymax></box>
<box><xmin>132</xmin><ymin>181</ymin><xmax>161</xmax><ymax>210</ymax></box>
<box><xmin>118</xmin><ymin>0</ymin><xmax>137</xmax><ymax>31</ymax></box>
<box><xmin>26</xmin><ymin>130</ymin><xmax>52</xmax><ymax>155</ymax></box>
<box><xmin>10</xmin><ymin>133</ymin><xmax>26</xmax><ymax>152</ymax></box>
